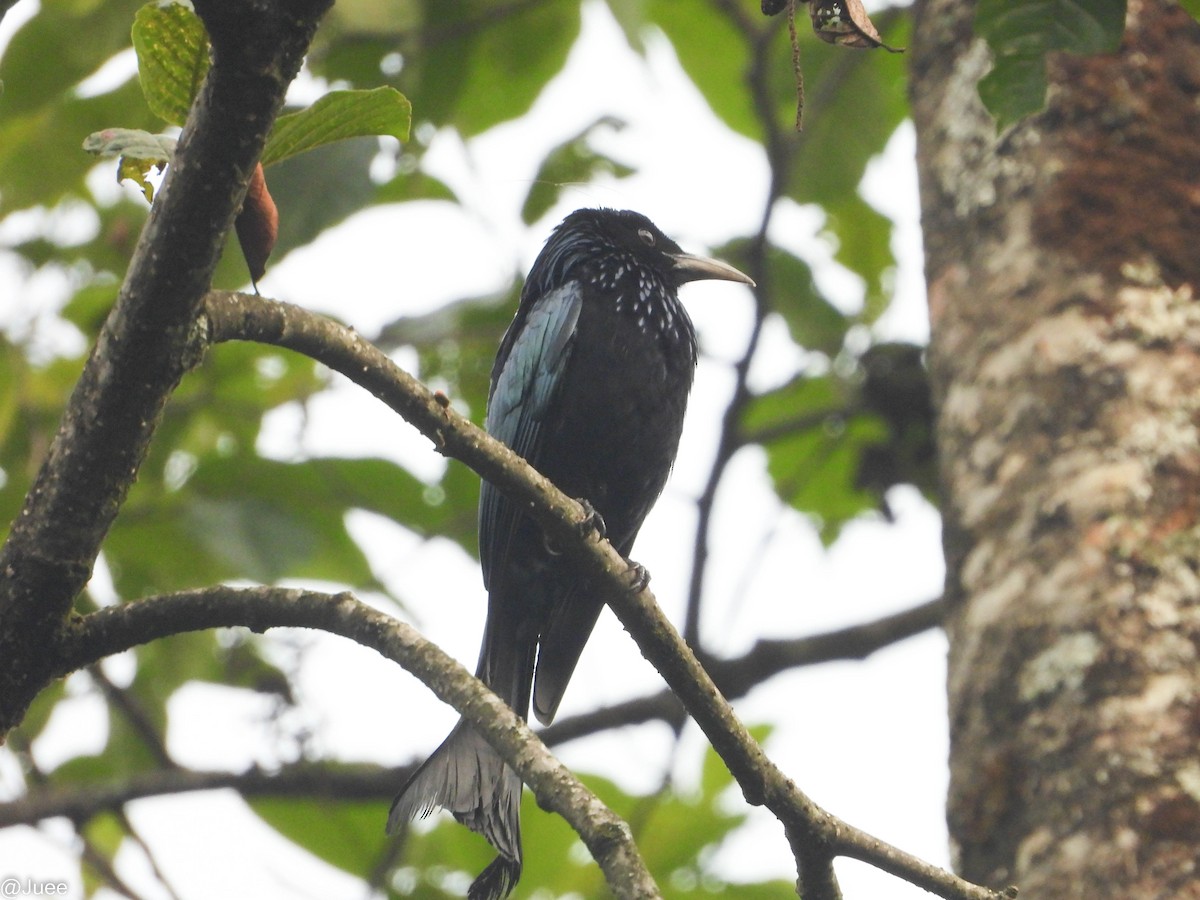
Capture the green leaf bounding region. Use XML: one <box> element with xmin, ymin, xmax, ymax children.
<box><xmin>118</xmin><ymin>156</ymin><xmax>160</xmax><ymax>201</ymax></box>
<box><xmin>977</xmin><ymin>51</ymin><xmax>1057</xmax><ymax>130</ymax></box>
<box><xmin>49</xmin><ymin>634</ymin><xmax>261</xmax><ymax>788</ymax></box>
<box><xmin>104</xmin><ymin>453</ymin><xmax>477</xmax><ymax>597</ymax></box>
<box><xmin>645</xmin><ymin>0</ymin><xmax>758</xmax><ymax>139</ymax></box>
<box><xmin>19</xmin><ymin>200</ymin><xmax>149</xmax><ymax>279</ymax></box>
<box><xmin>743</xmin><ymin>376</ymin><xmax>887</xmax><ymax>543</ymax></box>
<box><xmin>16</xmin><ymin>680</ymin><xmax>67</xmax><ymax>743</ymax></box>
<box><xmin>721</xmin><ymin>239</ymin><xmax>848</xmax><ymax>356</ymax></box>
<box><xmin>52</xmin><ymin>709</ymin><xmax>160</xmax><ymax>783</ymax></box>
<box><xmin>78</xmin><ymin>813</ymin><xmax>123</xmax><ymax>895</ymax></box>
<box><xmin>132</xmin><ymin>632</ymin><xmax>255</xmax><ymax>712</ymax></box>
<box><xmin>377</xmin><ymin>286</ymin><xmax>518</xmax><ymax>426</ymax></box>
<box><xmin>132</xmin><ymin>0</ymin><xmax>211</xmax><ymax>126</ymax></box>
<box><xmin>261</xmin><ymin>87</ymin><xmax>412</xmax><ymax>167</ymax></box>
<box><xmin>700</xmin><ymin>724</ymin><xmax>770</xmax><ymax>800</ymax></box>
<box><xmin>253</xmin><ymin>797</ymin><xmax>390</xmax><ymax>875</ymax></box>
<box><xmin>82</xmin><ymin>812</ymin><xmax>126</xmax><ymax>860</ymax></box>
<box><xmin>974</xmin><ymin>0</ymin><xmax>1127</xmax><ymax>127</ymax></box>
<box><xmin>976</xmin><ymin>0</ymin><xmax>1126</xmax><ymax>55</ymax></box>
<box><xmin>259</xmin><ymin>137</ymin><xmax>378</xmax><ymax>264</ymax></box>
<box><xmin>110</xmin><ymin>463</ymin><xmax>360</xmax><ymax>594</ymax></box>
<box><xmin>82</xmin><ymin>127</ymin><xmax>176</xmax><ymax>201</ymax></box>
<box><xmin>219</xmin><ymin>635</ymin><xmax>294</xmax><ymax>699</ymax></box>
<box><xmin>390</xmin><ymin>753</ymin><xmax>797</xmax><ymax>896</ymax></box>
<box><xmin>84</xmin><ymin>128</ymin><xmax>177</xmax><ymax>163</ymax></box>
<box><xmin>0</xmin><ymin>0</ymin><xmax>145</xmax><ymax>117</ymax></box>
<box><xmin>400</xmin><ymin>0</ymin><xmax>580</xmax><ymax>136</ymax></box>
<box><xmin>1180</xmin><ymin>0</ymin><xmax>1200</xmax><ymax>20</ymax></box>
<box><xmin>765</xmin><ymin>16</ymin><xmax>907</xmax><ymax>311</ymax></box>
<box><xmin>785</xmin><ymin>13</ymin><xmax>911</xmax><ymax>207</ymax></box>
<box><xmin>521</xmin><ymin>116</ymin><xmax>634</xmax><ymax>225</ymax></box>
<box><xmin>638</xmin><ymin>730</ymin><xmax>788</xmax><ymax>892</ymax></box>
<box><xmin>823</xmin><ymin>193</ymin><xmax>895</xmax><ymax>322</ymax></box>
<box><xmin>0</xmin><ymin>348</ymin><xmax>99</xmax><ymax>533</ymax></box>
<box><xmin>743</xmin><ymin>375</ymin><xmax>842</xmax><ymax>438</ymax></box>
<box><xmin>309</xmin><ymin>34</ymin><xmax>399</xmax><ymax>89</ymax></box>
<box><xmin>146</xmin><ymin>341</ymin><xmax>325</xmax><ymax>461</ymax></box>
<box><xmin>62</xmin><ymin>279</ymin><xmax>123</xmax><ymax>337</ymax></box>
<box><xmin>373</xmin><ymin>168</ymin><xmax>459</xmax><ymax>205</ymax></box>
<box><xmin>47</xmin><ymin>635</ymin><xmax>291</xmax><ymax>789</ymax></box>
<box><xmin>0</xmin><ymin>340</ymin><xmax>28</xmax><ymax>468</ymax></box>
<box><xmin>0</xmin><ymin>79</ymin><xmax>162</xmax><ymax>210</ymax></box>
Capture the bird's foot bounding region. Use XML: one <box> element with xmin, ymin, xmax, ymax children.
<box><xmin>541</xmin><ymin>500</ymin><xmax>605</xmax><ymax>557</ymax></box>
<box><xmin>574</xmin><ymin>498</ymin><xmax>607</xmax><ymax>540</ymax></box>
<box><xmin>624</xmin><ymin>561</ymin><xmax>651</xmax><ymax>592</ymax></box>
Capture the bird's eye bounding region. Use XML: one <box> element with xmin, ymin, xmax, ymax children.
<box><xmin>637</xmin><ymin>228</ymin><xmax>655</xmax><ymax>247</ymax></box>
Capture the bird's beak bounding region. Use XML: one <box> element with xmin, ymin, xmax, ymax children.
<box><xmin>669</xmin><ymin>252</ymin><xmax>756</xmax><ymax>287</ymax></box>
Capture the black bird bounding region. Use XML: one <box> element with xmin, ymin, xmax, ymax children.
<box><xmin>387</xmin><ymin>208</ymin><xmax>753</xmax><ymax>899</ymax></box>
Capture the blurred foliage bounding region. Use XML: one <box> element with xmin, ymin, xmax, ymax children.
<box><xmin>974</xmin><ymin>0</ymin><xmax>1127</xmax><ymax>128</ymax></box>
<box><xmin>521</xmin><ymin>115</ymin><xmax>634</xmax><ymax>225</ymax></box>
<box><xmin>251</xmin><ymin>727</ymin><xmax>796</xmax><ymax>898</ymax></box>
<box><xmin>741</xmin><ymin>339</ymin><xmax>935</xmax><ymax>542</ymax></box>
<box><xmin>0</xmin><ymin>0</ymin><xmax>1097</xmax><ymax>893</ymax></box>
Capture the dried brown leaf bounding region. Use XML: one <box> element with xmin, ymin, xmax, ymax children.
<box><xmin>809</xmin><ymin>0</ymin><xmax>903</xmax><ymax>51</ymax></box>
<box><xmin>235</xmin><ymin>163</ymin><xmax>278</xmax><ymax>288</ymax></box>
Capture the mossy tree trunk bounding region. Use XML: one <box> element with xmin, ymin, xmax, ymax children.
<box><xmin>911</xmin><ymin>0</ymin><xmax>1200</xmax><ymax>895</ymax></box>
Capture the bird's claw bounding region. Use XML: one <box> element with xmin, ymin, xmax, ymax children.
<box><xmin>542</xmin><ymin>500</ymin><xmax>606</xmax><ymax>556</ymax></box>
<box><xmin>575</xmin><ymin>498</ymin><xmax>607</xmax><ymax>540</ymax></box>
<box><xmin>625</xmin><ymin>561</ymin><xmax>650</xmax><ymax>592</ymax></box>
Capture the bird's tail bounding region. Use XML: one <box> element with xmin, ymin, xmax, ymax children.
<box><xmin>388</xmin><ymin>613</ymin><xmax>534</xmax><ymax>900</ymax></box>
<box><xmin>387</xmin><ymin>721</ymin><xmax>522</xmax><ymax>899</ymax></box>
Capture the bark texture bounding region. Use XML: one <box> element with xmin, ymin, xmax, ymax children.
<box><xmin>911</xmin><ymin>1</ymin><xmax>1200</xmax><ymax>897</ymax></box>
<box><xmin>0</xmin><ymin>0</ymin><xmax>331</xmax><ymax>735</ymax></box>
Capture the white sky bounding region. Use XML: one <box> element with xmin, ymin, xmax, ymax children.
<box><xmin>0</xmin><ymin>1</ymin><xmax>949</xmax><ymax>897</ymax></box>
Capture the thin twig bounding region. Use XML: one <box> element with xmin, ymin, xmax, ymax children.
<box><xmin>545</xmin><ymin>596</ymin><xmax>944</xmax><ymax>745</ymax></box>
<box><xmin>88</xmin><ymin>667</ymin><xmax>176</xmax><ymax>769</ymax></box>
<box><xmin>683</xmin><ymin>0</ymin><xmax>787</xmax><ymax>653</ymax></box>
<box><xmin>789</xmin><ymin>0</ymin><xmax>805</xmax><ymax>129</ymax></box>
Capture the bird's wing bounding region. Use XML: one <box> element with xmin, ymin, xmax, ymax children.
<box><xmin>479</xmin><ymin>281</ymin><xmax>583</xmax><ymax>590</ymax></box>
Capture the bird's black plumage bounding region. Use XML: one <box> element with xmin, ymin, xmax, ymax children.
<box><xmin>388</xmin><ymin>208</ymin><xmax>753</xmax><ymax>899</ymax></box>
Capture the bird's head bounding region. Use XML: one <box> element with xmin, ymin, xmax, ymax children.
<box><xmin>526</xmin><ymin>208</ymin><xmax>755</xmax><ymax>299</ymax></box>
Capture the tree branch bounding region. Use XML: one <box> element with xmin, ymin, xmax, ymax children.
<box><xmin>2</xmin><ymin>597</ymin><xmax>943</xmax><ymax>833</ymax></box>
<box><xmin>0</xmin><ymin>0</ymin><xmax>331</xmax><ymax>735</ymax></box>
<box><xmin>543</xmin><ymin>596</ymin><xmax>944</xmax><ymax>745</ymax></box>
<box><xmin>201</xmin><ymin>291</ymin><xmax>1007</xmax><ymax>900</ymax></box>
<box><xmin>50</xmin><ymin>585</ymin><xmax>661</xmax><ymax>900</ymax></box>
<box><xmin>0</xmin><ymin>762</ymin><xmax>399</xmax><ymax>829</ymax></box>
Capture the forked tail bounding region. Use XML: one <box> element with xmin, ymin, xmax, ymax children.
<box><xmin>387</xmin><ymin>719</ymin><xmax>523</xmax><ymax>900</ymax></box>
<box><xmin>389</xmin><ymin>593</ymin><xmax>534</xmax><ymax>899</ymax></box>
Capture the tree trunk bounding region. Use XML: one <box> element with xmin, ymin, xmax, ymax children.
<box><xmin>910</xmin><ymin>0</ymin><xmax>1200</xmax><ymax>896</ymax></box>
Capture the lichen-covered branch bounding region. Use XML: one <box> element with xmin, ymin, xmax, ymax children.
<box><xmin>204</xmin><ymin>290</ymin><xmax>1006</xmax><ymax>900</ymax></box>
<box><xmin>54</xmin><ymin>585</ymin><xmax>661</xmax><ymax>900</ymax></box>
<box><xmin>3</xmin><ymin>596</ymin><xmax>941</xmax><ymax>845</ymax></box>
